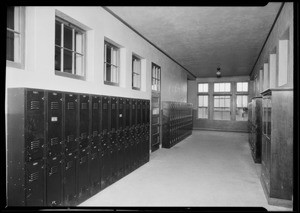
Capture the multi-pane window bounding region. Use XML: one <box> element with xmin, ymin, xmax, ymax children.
<box><xmin>236</xmin><ymin>95</ymin><xmax>248</xmax><ymax>121</ymax></box>
<box><xmin>132</xmin><ymin>55</ymin><xmax>141</xmax><ymax>90</ymax></box>
<box><xmin>7</xmin><ymin>6</ymin><xmax>22</xmax><ymax>63</ymax></box>
<box><xmin>152</xmin><ymin>63</ymin><xmax>160</xmax><ymax>91</ymax></box>
<box><xmin>55</xmin><ymin>17</ymin><xmax>85</xmax><ymax>77</ymax></box>
<box><xmin>198</xmin><ymin>83</ymin><xmax>208</xmax><ymax>92</ymax></box>
<box><xmin>198</xmin><ymin>95</ymin><xmax>208</xmax><ymax>119</ymax></box>
<box><xmin>214</xmin><ymin>83</ymin><xmax>231</xmax><ymax>92</ymax></box>
<box><xmin>236</xmin><ymin>82</ymin><xmax>248</xmax><ymax>92</ymax></box>
<box><xmin>104</xmin><ymin>41</ymin><xmax>119</xmax><ymax>85</ymax></box>
<box><xmin>213</xmin><ymin>96</ymin><xmax>231</xmax><ymax>120</ymax></box>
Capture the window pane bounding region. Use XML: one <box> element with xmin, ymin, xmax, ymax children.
<box><xmin>198</xmin><ymin>96</ymin><xmax>203</xmax><ymax>106</ymax></box>
<box><xmin>214</xmin><ymin>83</ymin><xmax>219</xmax><ymax>92</ymax></box>
<box><xmin>198</xmin><ymin>84</ymin><xmax>203</xmax><ymax>92</ymax></box>
<box><xmin>111</xmin><ymin>48</ymin><xmax>117</xmax><ymax>66</ymax></box>
<box><xmin>204</xmin><ymin>84</ymin><xmax>208</xmax><ymax>92</ymax></box>
<box><xmin>6</xmin><ymin>31</ymin><xmax>14</xmax><ymax>61</ymax></box>
<box><xmin>7</xmin><ymin>6</ymin><xmax>14</xmax><ymax>30</ymax></box>
<box><xmin>106</xmin><ymin>63</ymin><xmax>111</xmax><ymax>82</ymax></box>
<box><xmin>226</xmin><ymin>83</ymin><xmax>231</xmax><ymax>92</ymax></box>
<box><xmin>75</xmin><ymin>31</ymin><xmax>83</xmax><ymax>54</ymax></box>
<box><xmin>243</xmin><ymin>96</ymin><xmax>248</xmax><ymax>107</ymax></box>
<box><xmin>237</xmin><ymin>95</ymin><xmax>242</xmax><ymax>107</ymax></box>
<box><xmin>106</xmin><ymin>45</ymin><xmax>111</xmax><ymax>64</ymax></box>
<box><xmin>214</xmin><ymin>97</ymin><xmax>219</xmax><ymax>107</ymax></box>
<box><xmin>75</xmin><ymin>53</ymin><xmax>83</xmax><ymax>76</ymax></box>
<box><xmin>111</xmin><ymin>65</ymin><xmax>118</xmax><ymax>83</ymax></box>
<box><xmin>55</xmin><ymin>46</ymin><xmax>61</xmax><ymax>71</ymax></box>
<box><xmin>63</xmin><ymin>49</ymin><xmax>72</xmax><ymax>74</ymax></box>
<box><xmin>55</xmin><ymin>21</ymin><xmax>61</xmax><ymax>46</ymax></box>
<box><xmin>198</xmin><ymin>107</ymin><xmax>208</xmax><ymax>119</ymax></box>
<box><xmin>220</xmin><ymin>83</ymin><xmax>225</xmax><ymax>92</ymax></box>
<box><xmin>64</xmin><ymin>25</ymin><xmax>73</xmax><ymax>50</ymax></box>
<box><xmin>224</xmin><ymin>96</ymin><xmax>230</xmax><ymax>107</ymax></box>
<box><xmin>223</xmin><ymin>110</ymin><xmax>231</xmax><ymax>120</ymax></box>
<box><xmin>243</xmin><ymin>82</ymin><xmax>248</xmax><ymax>92</ymax></box>
<box><xmin>204</xmin><ymin>95</ymin><xmax>208</xmax><ymax>107</ymax></box>
<box><xmin>237</xmin><ymin>83</ymin><xmax>242</xmax><ymax>92</ymax></box>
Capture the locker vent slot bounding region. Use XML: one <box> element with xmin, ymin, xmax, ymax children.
<box><xmin>103</xmin><ymin>103</ymin><xmax>108</xmax><ymax>110</ymax></box>
<box><xmin>66</xmin><ymin>161</ymin><xmax>73</xmax><ymax>170</ymax></box>
<box><xmin>67</xmin><ymin>102</ymin><xmax>75</xmax><ymax>110</ymax></box>
<box><xmin>30</xmin><ymin>140</ymin><xmax>40</xmax><ymax>150</ymax></box>
<box><xmin>67</xmin><ymin>135</ymin><xmax>74</xmax><ymax>142</ymax></box>
<box><xmin>49</xmin><ymin>166</ymin><xmax>58</xmax><ymax>175</ymax></box>
<box><xmin>81</xmin><ymin>103</ymin><xmax>88</xmax><ymax>109</ymax></box>
<box><xmin>93</xmin><ymin>103</ymin><xmax>98</xmax><ymax>109</ymax></box>
<box><xmin>50</xmin><ymin>137</ymin><xmax>59</xmax><ymax>146</ymax></box>
<box><xmin>81</xmin><ymin>133</ymin><xmax>87</xmax><ymax>139</ymax></box>
<box><xmin>80</xmin><ymin>156</ymin><xmax>87</xmax><ymax>164</ymax></box>
<box><xmin>51</xmin><ymin>102</ymin><xmax>59</xmax><ymax>110</ymax></box>
<box><xmin>119</xmin><ymin>104</ymin><xmax>123</xmax><ymax>109</ymax></box>
<box><xmin>29</xmin><ymin>172</ymin><xmax>39</xmax><ymax>182</ymax></box>
<box><xmin>93</xmin><ymin>131</ymin><xmax>98</xmax><ymax>137</ymax></box>
<box><xmin>112</xmin><ymin>104</ymin><xmax>116</xmax><ymax>109</ymax></box>
<box><xmin>30</xmin><ymin>101</ymin><xmax>40</xmax><ymax>110</ymax></box>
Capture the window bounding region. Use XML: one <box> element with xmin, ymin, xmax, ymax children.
<box><xmin>213</xmin><ymin>96</ymin><xmax>231</xmax><ymax>120</ymax></box>
<box><xmin>214</xmin><ymin>83</ymin><xmax>231</xmax><ymax>92</ymax></box>
<box><xmin>198</xmin><ymin>83</ymin><xmax>208</xmax><ymax>92</ymax></box>
<box><xmin>132</xmin><ymin>55</ymin><xmax>141</xmax><ymax>90</ymax></box>
<box><xmin>7</xmin><ymin>6</ymin><xmax>24</xmax><ymax>67</ymax></box>
<box><xmin>236</xmin><ymin>95</ymin><xmax>248</xmax><ymax>121</ymax></box>
<box><xmin>152</xmin><ymin>63</ymin><xmax>160</xmax><ymax>91</ymax></box>
<box><xmin>278</xmin><ymin>28</ymin><xmax>289</xmax><ymax>87</ymax></box>
<box><xmin>55</xmin><ymin>17</ymin><xmax>85</xmax><ymax>79</ymax></box>
<box><xmin>198</xmin><ymin>95</ymin><xmax>208</xmax><ymax>119</ymax></box>
<box><xmin>104</xmin><ymin>41</ymin><xmax>120</xmax><ymax>85</ymax></box>
<box><xmin>236</xmin><ymin>82</ymin><xmax>248</xmax><ymax>92</ymax></box>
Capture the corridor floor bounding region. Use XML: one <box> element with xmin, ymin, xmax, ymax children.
<box><xmin>79</xmin><ymin>130</ymin><xmax>292</xmax><ymax>211</ymax></box>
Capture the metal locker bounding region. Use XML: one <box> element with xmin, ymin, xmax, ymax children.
<box><xmin>47</xmin><ymin>91</ymin><xmax>63</xmax><ymax>158</ymax></box>
<box><xmin>26</xmin><ymin>89</ymin><xmax>45</xmax><ymax>162</ymax></box>
<box><xmin>77</xmin><ymin>147</ymin><xmax>90</xmax><ymax>203</ymax></box>
<box><xmin>116</xmin><ymin>97</ymin><xmax>125</xmax><ymax>179</ymax></box>
<box><xmin>46</xmin><ymin>155</ymin><xmax>63</xmax><ymax>206</ymax></box>
<box><xmin>130</xmin><ymin>99</ymin><xmax>138</xmax><ymax>170</ymax></box>
<box><xmin>100</xmin><ymin>96</ymin><xmax>112</xmax><ymax>188</ymax></box>
<box><xmin>79</xmin><ymin>94</ymin><xmax>90</xmax><ymax>150</ymax></box>
<box><xmin>110</xmin><ymin>97</ymin><xmax>118</xmax><ymax>182</ymax></box>
<box><xmin>63</xmin><ymin>151</ymin><xmax>78</xmax><ymax>206</ymax></box>
<box><xmin>64</xmin><ymin>93</ymin><xmax>78</xmax><ymax>153</ymax></box>
<box><xmin>123</xmin><ymin>98</ymin><xmax>131</xmax><ymax>175</ymax></box>
<box><xmin>91</xmin><ymin>95</ymin><xmax>101</xmax><ymax>152</ymax></box>
<box><xmin>25</xmin><ymin>159</ymin><xmax>45</xmax><ymax>206</ymax></box>
<box><xmin>89</xmin><ymin>149</ymin><xmax>100</xmax><ymax>196</ymax></box>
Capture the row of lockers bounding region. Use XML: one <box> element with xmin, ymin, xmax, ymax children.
<box><xmin>247</xmin><ymin>97</ymin><xmax>262</xmax><ymax>163</ymax></box>
<box><xmin>6</xmin><ymin>88</ymin><xmax>150</xmax><ymax>206</ymax></box>
<box><xmin>162</xmin><ymin>101</ymin><xmax>193</xmax><ymax>148</ymax></box>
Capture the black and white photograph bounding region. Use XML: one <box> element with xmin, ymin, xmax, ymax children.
<box><xmin>4</xmin><ymin>2</ymin><xmax>298</xmax><ymax>211</ymax></box>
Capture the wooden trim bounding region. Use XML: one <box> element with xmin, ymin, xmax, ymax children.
<box><xmin>55</xmin><ymin>70</ymin><xmax>85</xmax><ymax>80</ymax></box>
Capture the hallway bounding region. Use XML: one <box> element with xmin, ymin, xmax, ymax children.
<box><xmin>79</xmin><ymin>131</ymin><xmax>291</xmax><ymax>211</ymax></box>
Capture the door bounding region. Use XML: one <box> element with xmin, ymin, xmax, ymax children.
<box><xmin>151</xmin><ymin>63</ymin><xmax>161</xmax><ymax>152</ymax></box>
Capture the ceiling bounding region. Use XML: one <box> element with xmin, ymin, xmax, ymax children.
<box><xmin>106</xmin><ymin>4</ymin><xmax>282</xmax><ymax>79</ymax></box>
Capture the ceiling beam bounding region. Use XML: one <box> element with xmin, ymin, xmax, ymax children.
<box><xmin>102</xmin><ymin>6</ymin><xmax>197</xmax><ymax>80</ymax></box>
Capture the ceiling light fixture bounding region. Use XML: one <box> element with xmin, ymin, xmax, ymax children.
<box><xmin>216</xmin><ymin>66</ymin><xmax>221</xmax><ymax>78</ymax></box>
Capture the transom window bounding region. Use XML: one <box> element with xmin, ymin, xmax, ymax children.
<box><xmin>198</xmin><ymin>83</ymin><xmax>208</xmax><ymax>93</ymax></box>
<box><xmin>55</xmin><ymin>17</ymin><xmax>85</xmax><ymax>78</ymax></box>
<box><xmin>237</xmin><ymin>82</ymin><xmax>248</xmax><ymax>92</ymax></box>
<box><xmin>132</xmin><ymin>55</ymin><xmax>141</xmax><ymax>90</ymax></box>
<box><xmin>7</xmin><ymin>6</ymin><xmax>24</xmax><ymax>67</ymax></box>
<box><xmin>213</xmin><ymin>95</ymin><xmax>231</xmax><ymax>120</ymax></box>
<box><xmin>152</xmin><ymin>63</ymin><xmax>160</xmax><ymax>91</ymax></box>
<box><xmin>198</xmin><ymin>95</ymin><xmax>208</xmax><ymax>119</ymax></box>
<box><xmin>104</xmin><ymin>41</ymin><xmax>120</xmax><ymax>85</ymax></box>
<box><xmin>214</xmin><ymin>83</ymin><xmax>231</xmax><ymax>92</ymax></box>
<box><xmin>236</xmin><ymin>95</ymin><xmax>248</xmax><ymax>121</ymax></box>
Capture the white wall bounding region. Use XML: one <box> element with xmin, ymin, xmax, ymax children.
<box><xmin>6</xmin><ymin>6</ymin><xmax>188</xmax><ymax>101</ymax></box>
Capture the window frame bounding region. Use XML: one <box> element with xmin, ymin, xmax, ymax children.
<box><xmin>104</xmin><ymin>41</ymin><xmax>120</xmax><ymax>86</ymax></box>
<box><xmin>6</xmin><ymin>6</ymin><xmax>25</xmax><ymax>69</ymax></box>
<box><xmin>55</xmin><ymin>16</ymin><xmax>86</xmax><ymax>80</ymax></box>
<box><xmin>213</xmin><ymin>95</ymin><xmax>231</xmax><ymax>120</ymax></box>
<box><xmin>132</xmin><ymin>54</ymin><xmax>141</xmax><ymax>90</ymax></box>
<box><xmin>151</xmin><ymin>62</ymin><xmax>161</xmax><ymax>92</ymax></box>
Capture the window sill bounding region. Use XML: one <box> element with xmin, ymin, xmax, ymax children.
<box><xmin>132</xmin><ymin>87</ymin><xmax>141</xmax><ymax>91</ymax></box>
<box><xmin>104</xmin><ymin>81</ymin><xmax>119</xmax><ymax>87</ymax></box>
<box><xmin>55</xmin><ymin>71</ymin><xmax>85</xmax><ymax>80</ymax></box>
<box><xmin>6</xmin><ymin>60</ymin><xmax>24</xmax><ymax>69</ymax></box>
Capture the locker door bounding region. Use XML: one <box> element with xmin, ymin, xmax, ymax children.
<box><xmin>25</xmin><ymin>89</ymin><xmax>45</xmax><ymax>162</ymax></box>
<box><xmin>25</xmin><ymin>159</ymin><xmax>45</xmax><ymax>206</ymax></box>
<box><xmin>91</xmin><ymin>95</ymin><xmax>100</xmax><ymax>152</ymax></box>
<box><xmin>77</xmin><ymin>148</ymin><xmax>90</xmax><ymax>203</ymax></box>
<box><xmin>130</xmin><ymin>99</ymin><xmax>138</xmax><ymax>169</ymax></box>
<box><xmin>136</xmin><ymin>99</ymin><xmax>142</xmax><ymax>166</ymax></box>
<box><xmin>47</xmin><ymin>91</ymin><xmax>63</xmax><ymax>158</ymax></box>
<box><xmin>63</xmin><ymin>151</ymin><xmax>77</xmax><ymax>206</ymax></box>
<box><xmin>79</xmin><ymin>94</ymin><xmax>90</xmax><ymax>150</ymax></box>
<box><xmin>64</xmin><ymin>93</ymin><xmax>78</xmax><ymax>153</ymax></box>
<box><xmin>46</xmin><ymin>155</ymin><xmax>63</xmax><ymax>206</ymax></box>
<box><xmin>124</xmin><ymin>99</ymin><xmax>131</xmax><ymax>174</ymax></box>
<box><xmin>117</xmin><ymin>97</ymin><xmax>125</xmax><ymax>179</ymax></box>
<box><xmin>110</xmin><ymin>97</ymin><xmax>118</xmax><ymax>182</ymax></box>
<box><xmin>89</xmin><ymin>150</ymin><xmax>100</xmax><ymax>195</ymax></box>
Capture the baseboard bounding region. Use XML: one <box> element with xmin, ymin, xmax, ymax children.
<box><xmin>193</xmin><ymin>128</ymin><xmax>249</xmax><ymax>133</ymax></box>
<box><xmin>260</xmin><ymin>175</ymin><xmax>293</xmax><ymax>208</ymax></box>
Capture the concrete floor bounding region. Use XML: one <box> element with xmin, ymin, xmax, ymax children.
<box><xmin>79</xmin><ymin>130</ymin><xmax>292</xmax><ymax>211</ymax></box>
